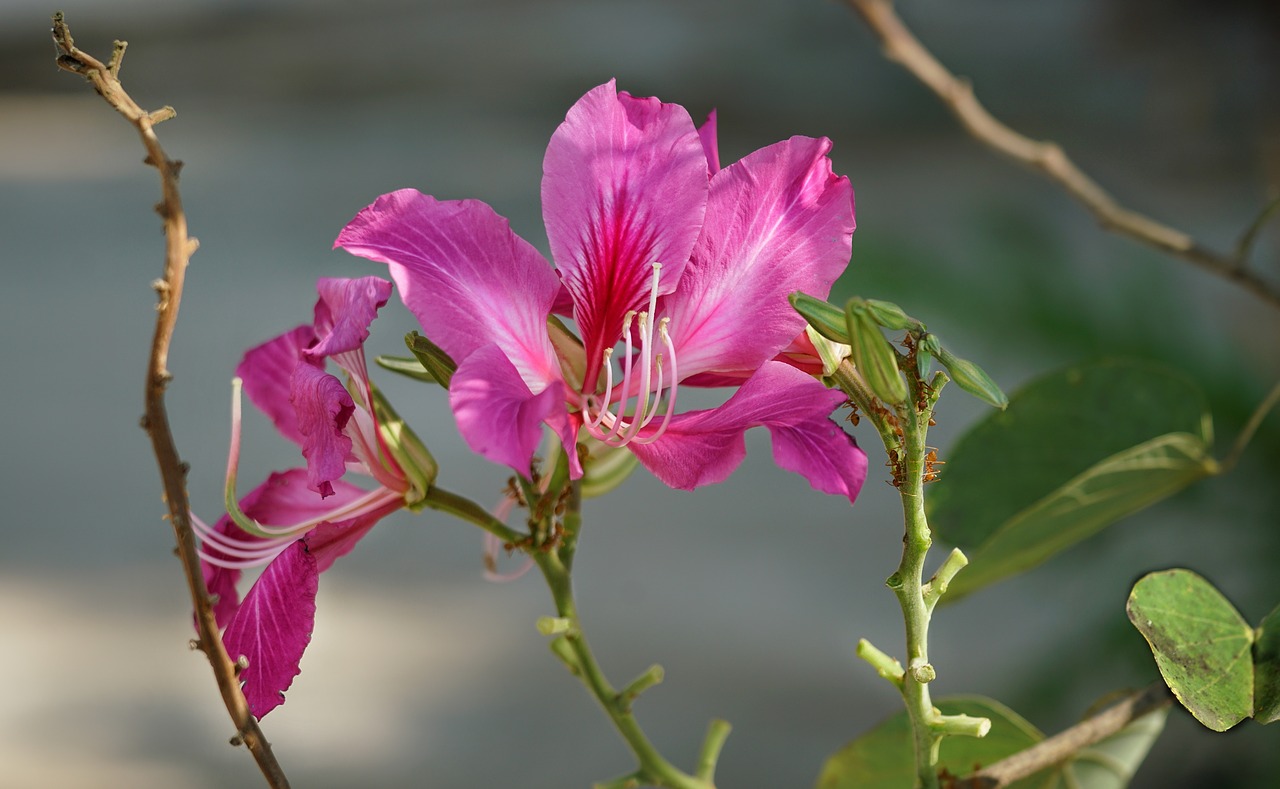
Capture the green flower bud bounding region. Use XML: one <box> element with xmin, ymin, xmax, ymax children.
<box><xmin>863</xmin><ymin>298</ymin><xmax>925</xmax><ymax>333</ymax></box>
<box><xmin>405</xmin><ymin>331</ymin><xmax>457</xmax><ymax>388</ymax></box>
<box><xmin>846</xmin><ymin>300</ymin><xmax>908</xmax><ymax>405</ymax></box>
<box><xmin>789</xmin><ymin>292</ymin><xmax>851</xmax><ymax>344</ymax></box>
<box><xmin>934</xmin><ymin>345</ymin><xmax>1008</xmax><ymax>410</ymax></box>
<box><xmin>375</xmin><ymin>354</ymin><xmax>441</xmax><ymax>384</ymax></box>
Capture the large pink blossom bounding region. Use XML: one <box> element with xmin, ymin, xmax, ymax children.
<box><xmin>336</xmin><ymin>81</ymin><xmax>866</xmax><ymax>500</ymax></box>
<box><xmin>195</xmin><ymin>276</ymin><xmax>408</xmax><ymax>718</ymax></box>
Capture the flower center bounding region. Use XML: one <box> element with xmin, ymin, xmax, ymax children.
<box><xmin>582</xmin><ymin>261</ymin><xmax>679</xmax><ymax>447</ymax></box>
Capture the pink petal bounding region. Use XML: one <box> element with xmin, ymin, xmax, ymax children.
<box><xmin>291</xmin><ymin>363</ymin><xmax>356</xmax><ymax>498</ymax></box>
<box><xmin>698</xmin><ymin>110</ymin><xmax>720</xmax><ymax>174</ymax></box>
<box><xmin>628</xmin><ymin>362</ymin><xmax>865</xmax><ymax>502</ymax></box>
<box><xmin>664</xmin><ymin>136</ymin><xmax>855</xmax><ymax>380</ymax></box>
<box><xmin>222</xmin><ymin>540</ymin><xmax>319</xmax><ymax>718</ymax></box>
<box><xmin>200</xmin><ymin>470</ymin><xmax>374</xmax><ymax>627</ymax></box>
<box><xmin>237</xmin><ymin>325</ymin><xmax>316</xmax><ymax>449</ymax></box>
<box><xmin>304</xmin><ymin>497</ymin><xmax>402</xmax><ymax>573</ymax></box>
<box><xmin>449</xmin><ymin>344</ymin><xmax>577</xmax><ymax>477</ymax></box>
<box><xmin>309</xmin><ymin>277</ymin><xmax>392</xmax><ymax>358</ymax></box>
<box><xmin>334</xmin><ymin>190</ymin><xmax>563</xmax><ymax>393</ymax></box>
<box><xmin>541</xmin><ymin>80</ymin><xmax>708</xmax><ymax>380</ymax></box>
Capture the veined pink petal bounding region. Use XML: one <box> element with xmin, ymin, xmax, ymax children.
<box><xmin>335</xmin><ymin>190</ymin><xmax>562</xmax><ymax>393</ymax></box>
<box><xmin>664</xmin><ymin>136</ymin><xmax>855</xmax><ymax>380</ymax></box>
<box><xmin>541</xmin><ymin>80</ymin><xmax>708</xmax><ymax>381</ymax></box>
<box><xmin>449</xmin><ymin>344</ymin><xmax>580</xmax><ymax>478</ymax></box>
<box><xmin>698</xmin><ymin>110</ymin><xmax>720</xmax><ymax>175</ymax></box>
<box><xmin>628</xmin><ymin>362</ymin><xmax>865</xmax><ymax>502</ymax></box>
<box><xmin>237</xmin><ymin>325</ymin><xmax>316</xmax><ymax>449</ymax></box>
<box><xmin>304</xmin><ymin>495</ymin><xmax>400</xmax><ymax>573</ymax></box>
<box><xmin>222</xmin><ymin>540</ymin><xmax>319</xmax><ymax>719</ymax></box>
<box><xmin>291</xmin><ymin>363</ymin><xmax>356</xmax><ymax>498</ymax></box>
<box><xmin>309</xmin><ymin>277</ymin><xmax>393</xmax><ymax>390</ymax></box>
<box><xmin>199</xmin><ymin>470</ymin><xmax>376</xmax><ymax>627</ymax></box>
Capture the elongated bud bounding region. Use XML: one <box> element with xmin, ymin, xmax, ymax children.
<box><xmin>375</xmin><ymin>354</ymin><xmax>441</xmax><ymax>384</ymax></box>
<box><xmin>934</xmin><ymin>345</ymin><xmax>1008</xmax><ymax>410</ymax></box>
<box><xmin>846</xmin><ymin>300</ymin><xmax>908</xmax><ymax>405</ymax></box>
<box><xmin>405</xmin><ymin>332</ymin><xmax>456</xmax><ymax>388</ymax></box>
<box><xmin>790</xmin><ymin>292</ymin><xmax>850</xmax><ymax>344</ymax></box>
<box><xmin>371</xmin><ymin>387</ymin><xmax>438</xmax><ymax>503</ymax></box>
<box><xmin>862</xmin><ymin>298</ymin><xmax>925</xmax><ymax>333</ymax></box>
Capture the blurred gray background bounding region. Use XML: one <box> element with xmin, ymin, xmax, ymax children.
<box><xmin>2</xmin><ymin>0</ymin><xmax>1278</xmax><ymax>786</ymax></box>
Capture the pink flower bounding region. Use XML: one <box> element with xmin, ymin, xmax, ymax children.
<box><xmin>336</xmin><ymin>81</ymin><xmax>867</xmax><ymax>501</ymax></box>
<box><xmin>194</xmin><ymin>276</ymin><xmax>412</xmax><ymax>718</ymax></box>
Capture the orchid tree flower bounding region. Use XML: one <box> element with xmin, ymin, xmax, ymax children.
<box><xmin>336</xmin><ymin>80</ymin><xmax>867</xmax><ymax>502</ymax></box>
<box><xmin>194</xmin><ymin>276</ymin><xmax>431</xmax><ymax>718</ymax></box>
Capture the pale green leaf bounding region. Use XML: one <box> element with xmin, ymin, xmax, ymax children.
<box><xmin>1127</xmin><ymin>569</ymin><xmax>1253</xmax><ymax>731</ymax></box>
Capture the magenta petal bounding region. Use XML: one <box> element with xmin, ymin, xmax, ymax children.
<box><xmin>541</xmin><ymin>80</ymin><xmax>708</xmax><ymax>374</ymax></box>
<box><xmin>665</xmin><ymin>136</ymin><xmax>855</xmax><ymax>379</ymax></box>
<box><xmin>222</xmin><ymin>540</ymin><xmax>319</xmax><ymax>718</ymax></box>
<box><xmin>629</xmin><ymin>362</ymin><xmax>865</xmax><ymax>501</ymax></box>
<box><xmin>450</xmin><ymin>344</ymin><xmax>571</xmax><ymax>476</ymax></box>
<box><xmin>291</xmin><ymin>363</ymin><xmax>356</xmax><ymax>497</ymax></box>
<box><xmin>305</xmin><ymin>516</ymin><xmax>379</xmax><ymax>574</ymax></box>
<box><xmin>237</xmin><ymin>326</ymin><xmax>316</xmax><ymax>449</ymax></box>
<box><xmin>200</xmin><ymin>471</ymin><xmax>372</xmax><ymax>627</ymax></box>
<box><xmin>698</xmin><ymin>110</ymin><xmax>720</xmax><ymax>175</ymax></box>
<box><xmin>334</xmin><ymin>190</ymin><xmax>562</xmax><ymax>391</ymax></box>
<box><xmin>309</xmin><ymin>276</ymin><xmax>392</xmax><ymax>359</ymax></box>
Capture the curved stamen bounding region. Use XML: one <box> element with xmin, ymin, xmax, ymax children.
<box><xmin>598</xmin><ymin>311</ymin><xmax>638</xmax><ymax>443</ymax></box>
<box><xmin>585</xmin><ymin>348</ymin><xmax>615</xmax><ymax>430</ymax></box>
<box><xmin>582</xmin><ymin>261</ymin><xmax>683</xmax><ymax>448</ymax></box>
<box><xmin>632</xmin><ymin>318</ymin><xmax>678</xmax><ymax>445</ymax></box>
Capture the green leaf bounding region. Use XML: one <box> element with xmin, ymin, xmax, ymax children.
<box><xmin>1254</xmin><ymin>602</ymin><xmax>1280</xmax><ymax>724</ymax></box>
<box><xmin>814</xmin><ymin>696</ymin><xmax>1043</xmax><ymax>789</ymax></box>
<box><xmin>930</xmin><ymin>359</ymin><xmax>1216</xmax><ymax>599</ymax></box>
<box><xmin>816</xmin><ymin>695</ymin><xmax>1168</xmax><ymax>789</ymax></box>
<box><xmin>1127</xmin><ymin>569</ymin><xmax>1253</xmax><ymax>731</ymax></box>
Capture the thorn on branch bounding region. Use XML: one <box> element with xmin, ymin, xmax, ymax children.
<box><xmin>108</xmin><ymin>40</ymin><xmax>127</xmax><ymax>78</ymax></box>
<box><xmin>149</xmin><ymin>106</ymin><xmax>177</xmax><ymax>124</ymax></box>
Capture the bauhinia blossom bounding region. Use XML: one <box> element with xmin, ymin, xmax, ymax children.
<box><xmin>195</xmin><ymin>276</ymin><xmax>422</xmax><ymax>718</ymax></box>
<box><xmin>336</xmin><ymin>80</ymin><xmax>867</xmax><ymax>501</ymax></box>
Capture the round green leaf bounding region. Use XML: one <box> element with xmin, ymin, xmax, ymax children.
<box><xmin>930</xmin><ymin>359</ymin><xmax>1215</xmax><ymax>600</ymax></box>
<box><xmin>1127</xmin><ymin>569</ymin><xmax>1254</xmax><ymax>731</ymax></box>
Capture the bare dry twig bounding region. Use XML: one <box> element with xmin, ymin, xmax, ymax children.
<box><xmin>964</xmin><ymin>682</ymin><xmax>1174</xmax><ymax>788</ymax></box>
<box><xmin>844</xmin><ymin>0</ymin><xmax>1280</xmax><ymax>311</ymax></box>
<box><xmin>51</xmin><ymin>14</ymin><xmax>291</xmax><ymax>788</ymax></box>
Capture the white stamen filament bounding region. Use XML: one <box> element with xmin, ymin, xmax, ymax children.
<box><xmin>583</xmin><ymin>262</ymin><xmax>680</xmax><ymax>448</ymax></box>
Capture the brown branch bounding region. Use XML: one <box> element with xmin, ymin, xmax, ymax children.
<box><xmin>51</xmin><ymin>14</ymin><xmax>291</xmax><ymax>789</ymax></box>
<box><xmin>844</xmin><ymin>0</ymin><xmax>1280</xmax><ymax>311</ymax></box>
<box><xmin>964</xmin><ymin>682</ymin><xmax>1174</xmax><ymax>788</ymax></box>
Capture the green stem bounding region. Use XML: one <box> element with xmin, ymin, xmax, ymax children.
<box><xmin>891</xmin><ymin>396</ymin><xmax>942</xmax><ymax>789</ymax></box>
<box><xmin>534</xmin><ymin>548</ymin><xmax>714</xmax><ymax>789</ymax></box>
<box><xmin>419</xmin><ymin>486</ymin><xmax>524</xmax><ymax>544</ymax></box>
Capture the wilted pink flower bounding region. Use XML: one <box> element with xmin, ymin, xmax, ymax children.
<box><xmin>194</xmin><ymin>276</ymin><xmax>410</xmax><ymax>718</ymax></box>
